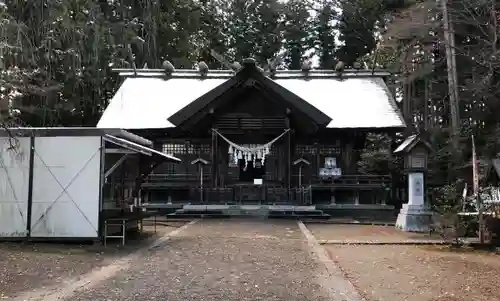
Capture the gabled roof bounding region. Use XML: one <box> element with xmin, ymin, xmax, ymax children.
<box><xmin>97</xmin><ymin>63</ymin><xmax>406</xmax><ymax>130</ymax></box>
<box><xmin>97</xmin><ymin>73</ymin><xmax>229</xmax><ymax>129</ymax></box>
<box><xmin>274</xmin><ymin>76</ymin><xmax>403</xmax><ymax>128</ymax></box>
<box><xmin>167</xmin><ymin>61</ymin><xmax>332</xmax><ymax>127</ymax></box>
<box><xmin>394</xmin><ymin>134</ymin><xmax>433</xmax><ymax>153</ymax></box>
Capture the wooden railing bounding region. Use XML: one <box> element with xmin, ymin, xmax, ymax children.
<box><xmin>143</xmin><ymin>173</ymin><xmax>391</xmax><ymax>189</ymax></box>
<box><xmin>309</xmin><ymin>174</ymin><xmax>391</xmax><ymax>189</ymax></box>
<box><xmin>142</xmin><ymin>172</ymin><xmax>282</xmax><ymax>187</ymax></box>
<box><xmin>143</xmin><ymin>173</ymin><xmax>211</xmax><ymax>187</ymax></box>
<box><xmin>185</xmin><ymin>185</ymin><xmax>312</xmax><ymax>205</ymax></box>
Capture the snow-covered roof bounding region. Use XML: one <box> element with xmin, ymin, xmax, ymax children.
<box><xmin>97</xmin><ymin>67</ymin><xmax>405</xmax><ymax>130</ymax></box>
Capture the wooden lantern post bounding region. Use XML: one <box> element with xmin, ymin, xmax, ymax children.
<box><xmin>191</xmin><ymin>158</ymin><xmax>210</xmax><ymax>204</ymax></box>
<box><xmin>293</xmin><ymin>158</ymin><xmax>311</xmax><ymax>187</ymax></box>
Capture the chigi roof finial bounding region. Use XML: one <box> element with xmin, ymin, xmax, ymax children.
<box><xmin>301</xmin><ymin>59</ymin><xmax>312</xmax><ymax>72</ymax></box>
<box><xmin>198</xmin><ymin>61</ymin><xmax>209</xmax><ymax>75</ymax></box>
<box><xmin>162</xmin><ymin>60</ymin><xmax>175</xmax><ymax>75</ymax></box>
<box><xmin>335</xmin><ymin>61</ymin><xmax>345</xmax><ymax>73</ymax></box>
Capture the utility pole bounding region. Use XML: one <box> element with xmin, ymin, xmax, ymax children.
<box><xmin>441</xmin><ymin>0</ymin><xmax>460</xmax><ymax>150</ymax></box>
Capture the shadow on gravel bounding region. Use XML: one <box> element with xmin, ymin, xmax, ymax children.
<box><xmin>0</xmin><ymin>222</ymin><xmax>188</xmax><ymax>298</ymax></box>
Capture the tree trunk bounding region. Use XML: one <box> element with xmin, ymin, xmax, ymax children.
<box><xmin>441</xmin><ymin>0</ymin><xmax>460</xmax><ymax>150</ymax></box>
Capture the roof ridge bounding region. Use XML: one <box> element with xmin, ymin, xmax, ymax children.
<box><xmin>112</xmin><ymin>68</ymin><xmax>392</xmax><ymax>79</ymax></box>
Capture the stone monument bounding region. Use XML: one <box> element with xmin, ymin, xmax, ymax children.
<box><xmin>394</xmin><ymin>134</ymin><xmax>434</xmax><ymax>232</ymax></box>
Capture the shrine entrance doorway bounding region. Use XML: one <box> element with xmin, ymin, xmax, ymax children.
<box><xmin>238</xmin><ymin>158</ymin><xmax>265</xmax><ymax>182</ymax></box>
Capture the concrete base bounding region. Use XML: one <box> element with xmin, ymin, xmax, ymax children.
<box><xmin>395</xmin><ymin>204</ymin><xmax>433</xmax><ymax>232</ymax></box>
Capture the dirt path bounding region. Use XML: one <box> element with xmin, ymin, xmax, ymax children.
<box><xmin>308</xmin><ymin>224</ymin><xmax>500</xmax><ymax>301</ymax></box>
<box><xmin>44</xmin><ymin>219</ymin><xmax>354</xmax><ymax>301</ymax></box>
<box><xmin>8</xmin><ymin>221</ymin><xmax>192</xmax><ymax>301</ymax></box>
<box><xmin>325</xmin><ymin>244</ymin><xmax>500</xmax><ymax>301</ymax></box>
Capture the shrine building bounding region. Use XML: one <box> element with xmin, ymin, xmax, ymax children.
<box><xmin>97</xmin><ymin>58</ymin><xmax>405</xmax><ymax>216</ymax></box>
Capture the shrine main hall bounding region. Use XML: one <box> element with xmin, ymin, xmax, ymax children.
<box><xmin>97</xmin><ymin>58</ymin><xmax>405</xmax><ymax>217</ymax></box>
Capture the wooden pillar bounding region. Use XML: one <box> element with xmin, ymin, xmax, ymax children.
<box><xmin>288</xmin><ymin>130</ymin><xmax>292</xmax><ymax>189</ymax></box>
<box><xmin>215</xmin><ymin>131</ymin><xmax>218</xmax><ymax>187</ymax></box>
<box><xmin>184</xmin><ymin>141</ymin><xmax>189</xmax><ymax>180</ymax></box>
<box><xmin>211</xmin><ymin>129</ymin><xmax>217</xmax><ymax>188</ymax></box>
<box><xmin>219</xmin><ymin>142</ymin><xmax>225</xmax><ymax>187</ymax></box>
<box><xmin>285</xmin><ymin>116</ymin><xmax>291</xmax><ymax>192</ymax></box>
<box><xmin>343</xmin><ymin>142</ymin><xmax>353</xmax><ymax>174</ymax></box>
<box><xmin>315</xmin><ymin>142</ymin><xmax>320</xmax><ymax>170</ymax></box>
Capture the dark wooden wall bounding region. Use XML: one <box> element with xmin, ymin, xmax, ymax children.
<box><xmin>142</xmin><ymin>84</ymin><xmax>368</xmax><ymax>189</ymax></box>
<box><xmin>153</xmin><ymin>130</ymin><xmax>363</xmax><ymax>188</ymax></box>
<box><xmin>154</xmin><ymin>139</ymin><xmax>212</xmax><ymax>182</ymax></box>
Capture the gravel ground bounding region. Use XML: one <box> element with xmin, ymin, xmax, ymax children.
<box><xmin>63</xmin><ymin>219</ymin><xmax>335</xmax><ymax>301</ymax></box>
<box><xmin>306</xmin><ymin>224</ymin><xmax>443</xmax><ymax>243</ymax></box>
<box><xmin>0</xmin><ymin>223</ymin><xmax>183</xmax><ymax>299</ymax></box>
<box><xmin>326</xmin><ymin>244</ymin><xmax>500</xmax><ymax>301</ymax></box>
<box><xmin>0</xmin><ymin>242</ymin><xmax>108</xmax><ymax>299</ymax></box>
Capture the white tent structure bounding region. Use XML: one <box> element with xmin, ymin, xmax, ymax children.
<box><xmin>0</xmin><ymin>127</ymin><xmax>180</xmax><ymax>240</ymax></box>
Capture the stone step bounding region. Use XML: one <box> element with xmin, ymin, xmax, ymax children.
<box><xmin>269</xmin><ymin>213</ymin><xmax>331</xmax><ymax>220</ymax></box>
<box><xmin>167</xmin><ymin>205</ymin><xmax>331</xmax><ymax>220</ymax></box>
<box><xmin>167</xmin><ymin>213</ymin><xmax>231</xmax><ymax>218</ymax></box>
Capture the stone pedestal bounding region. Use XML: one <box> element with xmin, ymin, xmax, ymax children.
<box><xmin>396</xmin><ymin>172</ymin><xmax>433</xmax><ymax>232</ymax></box>
<box><xmin>408</xmin><ymin>172</ymin><xmax>424</xmax><ymax>205</ymax></box>
<box><xmin>395</xmin><ymin>204</ymin><xmax>433</xmax><ymax>232</ymax></box>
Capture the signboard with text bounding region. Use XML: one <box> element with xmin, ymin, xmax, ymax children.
<box><xmin>319</xmin><ymin>168</ymin><xmax>342</xmax><ymax>178</ymax></box>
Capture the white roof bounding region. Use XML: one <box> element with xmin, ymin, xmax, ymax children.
<box><xmin>97</xmin><ymin>77</ymin><xmax>227</xmax><ymax>129</ymax></box>
<box><xmin>104</xmin><ymin>134</ymin><xmax>181</xmax><ymax>162</ymax></box>
<box><xmin>274</xmin><ymin>77</ymin><xmax>404</xmax><ymax>128</ymax></box>
<box><xmin>394</xmin><ymin>134</ymin><xmax>418</xmax><ymax>153</ymax></box>
<box><xmin>97</xmin><ymin>70</ymin><xmax>405</xmax><ymax>129</ymax></box>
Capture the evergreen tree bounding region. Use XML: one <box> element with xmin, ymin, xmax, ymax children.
<box><xmin>310</xmin><ymin>0</ymin><xmax>338</xmax><ymax>69</ymax></box>
<box><xmin>281</xmin><ymin>0</ymin><xmax>313</xmax><ymax>69</ymax></box>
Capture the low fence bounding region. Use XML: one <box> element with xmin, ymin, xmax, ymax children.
<box><xmin>142</xmin><ymin>173</ymin><xmax>392</xmax><ymax>205</ymax></box>
<box><xmin>187</xmin><ymin>185</ymin><xmax>312</xmax><ymax>205</ymax></box>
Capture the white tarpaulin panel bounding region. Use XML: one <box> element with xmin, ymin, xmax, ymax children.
<box><xmin>30</xmin><ymin>136</ymin><xmax>101</xmax><ymax>238</ymax></box>
<box><xmin>0</xmin><ymin>137</ymin><xmax>30</xmax><ymax>237</ymax></box>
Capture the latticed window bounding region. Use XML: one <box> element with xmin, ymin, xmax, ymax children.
<box><xmin>162</xmin><ymin>144</ymin><xmax>185</xmax><ymax>155</ymax></box>
<box><xmin>295</xmin><ymin>144</ymin><xmax>317</xmax><ymax>155</ymax></box>
<box><xmin>199</xmin><ymin>144</ymin><xmax>211</xmax><ymax>154</ymax></box>
<box><xmin>319</xmin><ymin>146</ymin><xmax>341</xmax><ymax>155</ymax></box>
<box><xmin>186</xmin><ymin>144</ymin><xmax>196</xmax><ymax>154</ymax></box>
<box><xmin>295</xmin><ymin>144</ymin><xmax>341</xmax><ymax>156</ymax></box>
<box><xmin>162</xmin><ymin>143</ymin><xmax>213</xmax><ymax>155</ymax></box>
